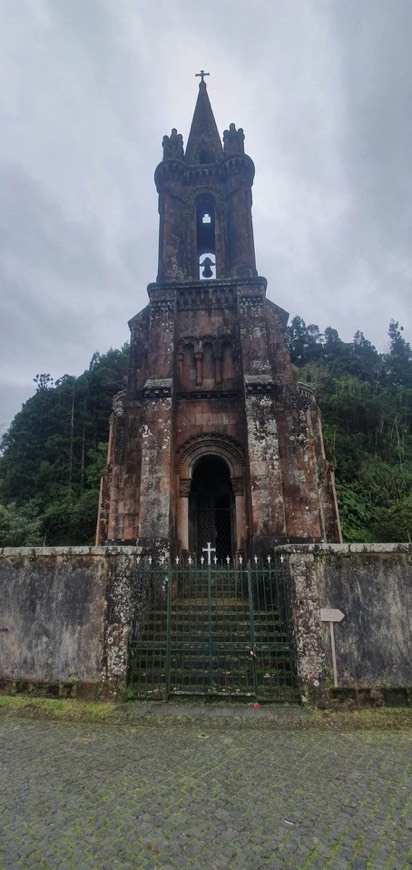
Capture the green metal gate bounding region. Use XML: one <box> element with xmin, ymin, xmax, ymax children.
<box><xmin>128</xmin><ymin>558</ymin><xmax>298</xmax><ymax>702</ymax></box>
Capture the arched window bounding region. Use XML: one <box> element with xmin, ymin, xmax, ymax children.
<box><xmin>196</xmin><ymin>194</ymin><xmax>216</xmax><ymax>279</ymax></box>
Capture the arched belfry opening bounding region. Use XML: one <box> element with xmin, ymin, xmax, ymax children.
<box><xmin>189</xmin><ymin>457</ymin><xmax>234</xmax><ymax>560</ymax></box>
<box><xmin>196</xmin><ymin>194</ymin><xmax>216</xmax><ymax>279</ymax></box>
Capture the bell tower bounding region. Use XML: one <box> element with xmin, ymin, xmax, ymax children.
<box><xmin>97</xmin><ymin>76</ymin><xmax>341</xmax><ymax>557</ymax></box>
<box><xmin>156</xmin><ymin>75</ymin><xmax>256</xmax><ymax>283</ymax></box>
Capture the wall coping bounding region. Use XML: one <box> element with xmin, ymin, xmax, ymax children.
<box><xmin>274</xmin><ymin>543</ymin><xmax>412</xmax><ymax>556</ymax></box>
<box><xmin>0</xmin><ymin>546</ymin><xmax>143</xmax><ymax>558</ymax></box>
<box><xmin>1</xmin><ymin>542</ymin><xmax>411</xmax><ymax>559</ymax></box>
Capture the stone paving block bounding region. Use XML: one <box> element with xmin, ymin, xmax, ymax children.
<box><xmin>0</xmin><ymin>718</ymin><xmax>411</xmax><ymax>868</ymax></box>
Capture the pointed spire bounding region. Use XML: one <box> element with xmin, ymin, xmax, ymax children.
<box><xmin>185</xmin><ymin>77</ymin><xmax>223</xmax><ymax>165</ymax></box>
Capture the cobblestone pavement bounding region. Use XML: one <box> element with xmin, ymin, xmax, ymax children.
<box><xmin>0</xmin><ymin>716</ymin><xmax>411</xmax><ymax>869</ymax></box>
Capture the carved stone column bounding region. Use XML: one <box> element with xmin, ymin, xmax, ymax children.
<box><xmin>194</xmin><ymin>347</ymin><xmax>203</xmax><ymax>386</ymax></box>
<box><xmin>178</xmin><ymin>479</ymin><xmax>191</xmax><ymax>551</ymax></box>
<box><xmin>232</xmin><ymin>476</ymin><xmax>246</xmax><ymax>554</ymax></box>
<box><xmin>214</xmin><ymin>351</ymin><xmax>223</xmax><ymax>385</ymax></box>
<box><xmin>177</xmin><ymin>350</ymin><xmax>184</xmax><ymax>385</ymax></box>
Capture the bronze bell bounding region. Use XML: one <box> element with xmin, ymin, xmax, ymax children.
<box><xmin>200</xmin><ymin>256</ymin><xmax>214</xmax><ymax>278</ymax></box>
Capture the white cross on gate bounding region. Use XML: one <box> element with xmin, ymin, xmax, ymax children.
<box><xmin>202</xmin><ymin>542</ymin><xmax>216</xmax><ymax>565</ymax></box>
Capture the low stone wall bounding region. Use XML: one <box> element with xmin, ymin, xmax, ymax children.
<box><xmin>0</xmin><ymin>547</ymin><xmax>141</xmax><ymax>699</ymax></box>
<box><xmin>1</xmin><ymin>543</ymin><xmax>411</xmax><ymax>704</ymax></box>
<box><xmin>278</xmin><ymin>543</ymin><xmax>412</xmax><ymax>704</ymax></box>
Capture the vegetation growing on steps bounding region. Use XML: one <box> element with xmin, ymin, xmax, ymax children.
<box><xmin>0</xmin><ymin>319</ymin><xmax>411</xmax><ymax>546</ymax></box>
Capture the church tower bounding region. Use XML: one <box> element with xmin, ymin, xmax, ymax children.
<box><xmin>97</xmin><ymin>76</ymin><xmax>341</xmax><ymax>558</ymax></box>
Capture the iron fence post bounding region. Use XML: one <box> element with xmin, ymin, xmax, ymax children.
<box><xmin>165</xmin><ymin>563</ymin><xmax>172</xmax><ymax>698</ymax></box>
<box><xmin>207</xmin><ymin>561</ymin><xmax>213</xmax><ymax>689</ymax></box>
<box><xmin>246</xmin><ymin>561</ymin><xmax>257</xmax><ymax>696</ymax></box>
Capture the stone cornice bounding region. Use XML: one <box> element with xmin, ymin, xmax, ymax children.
<box><xmin>147</xmin><ymin>276</ymin><xmax>268</xmax><ymax>295</ymax></box>
<box><xmin>176</xmin><ymin>388</ymin><xmax>242</xmax><ymax>400</ymax></box>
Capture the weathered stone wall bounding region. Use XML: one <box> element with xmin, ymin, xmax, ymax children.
<box><xmin>0</xmin><ymin>547</ymin><xmax>141</xmax><ymax>698</ymax></box>
<box><xmin>278</xmin><ymin>543</ymin><xmax>412</xmax><ymax>703</ymax></box>
<box><xmin>3</xmin><ymin>544</ymin><xmax>408</xmax><ymax>704</ymax></box>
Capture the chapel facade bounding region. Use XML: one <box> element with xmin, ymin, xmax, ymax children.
<box><xmin>96</xmin><ymin>78</ymin><xmax>341</xmax><ymax>558</ymax></box>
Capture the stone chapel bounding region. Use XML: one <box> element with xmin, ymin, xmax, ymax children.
<box><xmin>96</xmin><ymin>77</ymin><xmax>341</xmax><ymax>558</ymax></box>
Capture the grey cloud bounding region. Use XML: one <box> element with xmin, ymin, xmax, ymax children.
<box><xmin>0</xmin><ymin>164</ymin><xmax>139</xmax><ymax>425</ymax></box>
<box><xmin>333</xmin><ymin>2</ymin><xmax>412</xmax><ymax>242</ymax></box>
<box><xmin>0</xmin><ymin>0</ymin><xmax>410</xmax><ymax>430</ymax></box>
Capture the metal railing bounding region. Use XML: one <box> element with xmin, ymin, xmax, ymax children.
<box><xmin>128</xmin><ymin>557</ymin><xmax>298</xmax><ymax>702</ymax></box>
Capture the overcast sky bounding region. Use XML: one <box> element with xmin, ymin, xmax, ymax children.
<box><xmin>1</xmin><ymin>0</ymin><xmax>411</xmax><ymax>432</ymax></box>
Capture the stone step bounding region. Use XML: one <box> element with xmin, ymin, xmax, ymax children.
<box><xmin>146</xmin><ymin>595</ymin><xmax>278</xmax><ymax>616</ymax></box>
<box><xmin>139</xmin><ymin>634</ymin><xmax>289</xmax><ymax>645</ymax></box>
<box><xmin>141</xmin><ymin>623</ymin><xmax>285</xmax><ymax>636</ymax></box>
<box><xmin>145</xmin><ymin>605</ymin><xmax>255</xmax><ymax>618</ymax></box>
<box><xmin>132</xmin><ymin>668</ymin><xmax>293</xmax><ymax>691</ymax></box>
<box><xmin>138</xmin><ymin>634</ymin><xmax>290</xmax><ymax>647</ymax></box>
<box><xmin>133</xmin><ymin>661</ymin><xmax>294</xmax><ymax>686</ymax></box>
<box><xmin>143</xmin><ymin>610</ymin><xmax>284</xmax><ymax>624</ymax></box>
<box><xmin>135</xmin><ymin>648</ymin><xmax>292</xmax><ymax>665</ymax></box>
<box><xmin>130</xmin><ymin>661</ymin><xmax>298</xmax><ymax>700</ymax></box>
<box><xmin>130</xmin><ymin>596</ymin><xmax>295</xmax><ymax>701</ymax></box>
<box><xmin>168</xmin><ymin>608</ymin><xmax>255</xmax><ymax>617</ymax></box>
<box><xmin>130</xmin><ymin>680</ymin><xmax>299</xmax><ymax>702</ymax></box>
<box><xmin>140</xmin><ymin>620</ymin><xmax>287</xmax><ymax>633</ymax></box>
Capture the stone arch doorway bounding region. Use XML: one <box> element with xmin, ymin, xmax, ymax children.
<box><xmin>189</xmin><ymin>457</ymin><xmax>234</xmax><ymax>560</ymax></box>
<box><xmin>176</xmin><ymin>434</ymin><xmax>246</xmax><ymax>558</ymax></box>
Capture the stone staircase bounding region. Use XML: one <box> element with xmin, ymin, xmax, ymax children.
<box><xmin>129</xmin><ymin>578</ymin><xmax>299</xmax><ymax>701</ymax></box>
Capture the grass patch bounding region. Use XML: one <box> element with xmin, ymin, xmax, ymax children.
<box><xmin>0</xmin><ymin>695</ymin><xmax>117</xmax><ymax>721</ymax></box>
<box><xmin>308</xmin><ymin>705</ymin><xmax>412</xmax><ymax>730</ymax></box>
<box><xmin>0</xmin><ymin>694</ymin><xmax>411</xmax><ymax>729</ymax></box>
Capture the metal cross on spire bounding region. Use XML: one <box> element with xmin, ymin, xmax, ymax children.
<box><xmin>195</xmin><ymin>70</ymin><xmax>210</xmax><ymax>83</ymax></box>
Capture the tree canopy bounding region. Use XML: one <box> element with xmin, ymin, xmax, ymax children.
<box><xmin>288</xmin><ymin>317</ymin><xmax>412</xmax><ymax>542</ymax></box>
<box><xmin>0</xmin><ymin>345</ymin><xmax>129</xmax><ymax>545</ymax></box>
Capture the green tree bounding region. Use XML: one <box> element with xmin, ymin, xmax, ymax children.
<box><xmin>0</xmin><ymin>502</ymin><xmax>43</xmax><ymax>547</ymax></box>
<box><xmin>287</xmin><ymin>316</ymin><xmax>323</xmax><ymax>366</ymax></box>
<box><xmin>1</xmin><ymin>318</ymin><xmax>411</xmax><ymax>547</ymax></box>
<box><xmin>384</xmin><ymin>320</ymin><xmax>412</xmax><ymax>387</ymax></box>
<box><xmin>290</xmin><ymin>320</ymin><xmax>412</xmax><ymax>543</ymax></box>
<box><xmin>0</xmin><ymin>345</ymin><xmax>128</xmax><ymax>545</ymax></box>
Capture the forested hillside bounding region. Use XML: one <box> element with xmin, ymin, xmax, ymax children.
<box><xmin>0</xmin><ymin>346</ymin><xmax>129</xmax><ymax>546</ymax></box>
<box><xmin>288</xmin><ymin>319</ymin><xmax>412</xmax><ymax>542</ymax></box>
<box><xmin>0</xmin><ymin>321</ymin><xmax>411</xmax><ymax>546</ymax></box>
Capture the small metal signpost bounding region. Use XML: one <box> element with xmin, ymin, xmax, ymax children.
<box><xmin>320</xmin><ymin>608</ymin><xmax>345</xmax><ymax>687</ymax></box>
